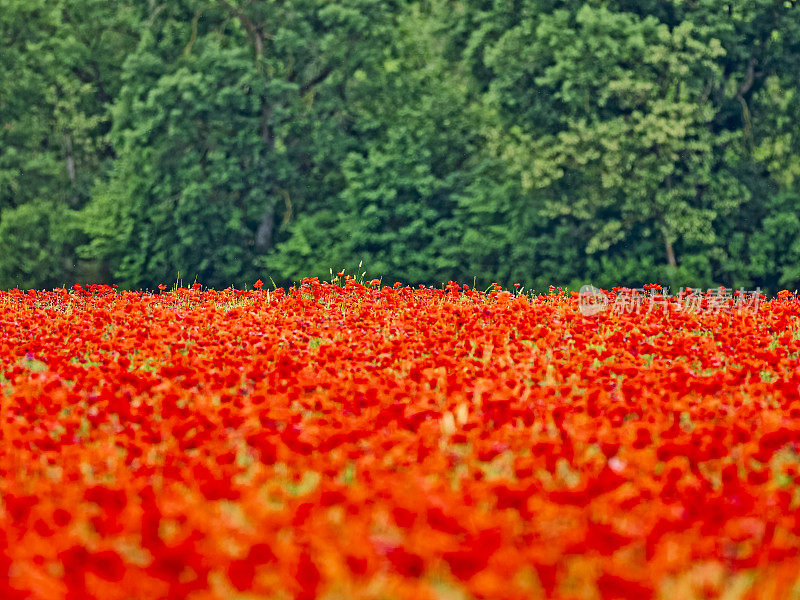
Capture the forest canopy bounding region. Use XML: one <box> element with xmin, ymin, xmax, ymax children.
<box><xmin>1</xmin><ymin>0</ymin><xmax>799</xmax><ymax>293</ymax></box>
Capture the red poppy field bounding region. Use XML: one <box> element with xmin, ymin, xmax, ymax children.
<box><xmin>1</xmin><ymin>280</ymin><xmax>800</xmax><ymax>600</ymax></box>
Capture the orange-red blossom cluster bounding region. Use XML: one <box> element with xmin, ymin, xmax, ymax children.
<box><xmin>1</xmin><ymin>280</ymin><xmax>800</xmax><ymax>599</ymax></box>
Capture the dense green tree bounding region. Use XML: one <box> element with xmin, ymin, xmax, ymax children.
<box><xmin>448</xmin><ymin>0</ymin><xmax>800</xmax><ymax>291</ymax></box>
<box><xmin>79</xmin><ymin>0</ymin><xmax>404</xmax><ymax>289</ymax></box>
<box><xmin>0</xmin><ymin>0</ymin><xmax>139</xmax><ymax>288</ymax></box>
<box><xmin>2</xmin><ymin>0</ymin><xmax>800</xmax><ymax>292</ymax></box>
<box><xmin>271</xmin><ymin>2</ymin><xmax>483</xmax><ymax>283</ymax></box>
<box><xmin>0</xmin><ymin>202</ymin><xmax>82</xmax><ymax>289</ymax></box>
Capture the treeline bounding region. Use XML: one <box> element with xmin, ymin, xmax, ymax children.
<box><xmin>1</xmin><ymin>0</ymin><xmax>799</xmax><ymax>293</ymax></box>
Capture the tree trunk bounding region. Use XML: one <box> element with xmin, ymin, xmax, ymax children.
<box><xmin>255</xmin><ymin>203</ymin><xmax>275</xmax><ymax>251</ymax></box>
<box><xmin>64</xmin><ymin>135</ymin><xmax>78</xmax><ymax>206</ymax></box>
<box><xmin>665</xmin><ymin>236</ymin><xmax>677</xmax><ymax>269</ymax></box>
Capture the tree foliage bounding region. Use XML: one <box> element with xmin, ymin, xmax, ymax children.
<box><xmin>1</xmin><ymin>0</ymin><xmax>799</xmax><ymax>292</ymax></box>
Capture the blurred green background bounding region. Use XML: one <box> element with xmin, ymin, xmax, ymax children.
<box><xmin>1</xmin><ymin>0</ymin><xmax>799</xmax><ymax>292</ymax></box>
